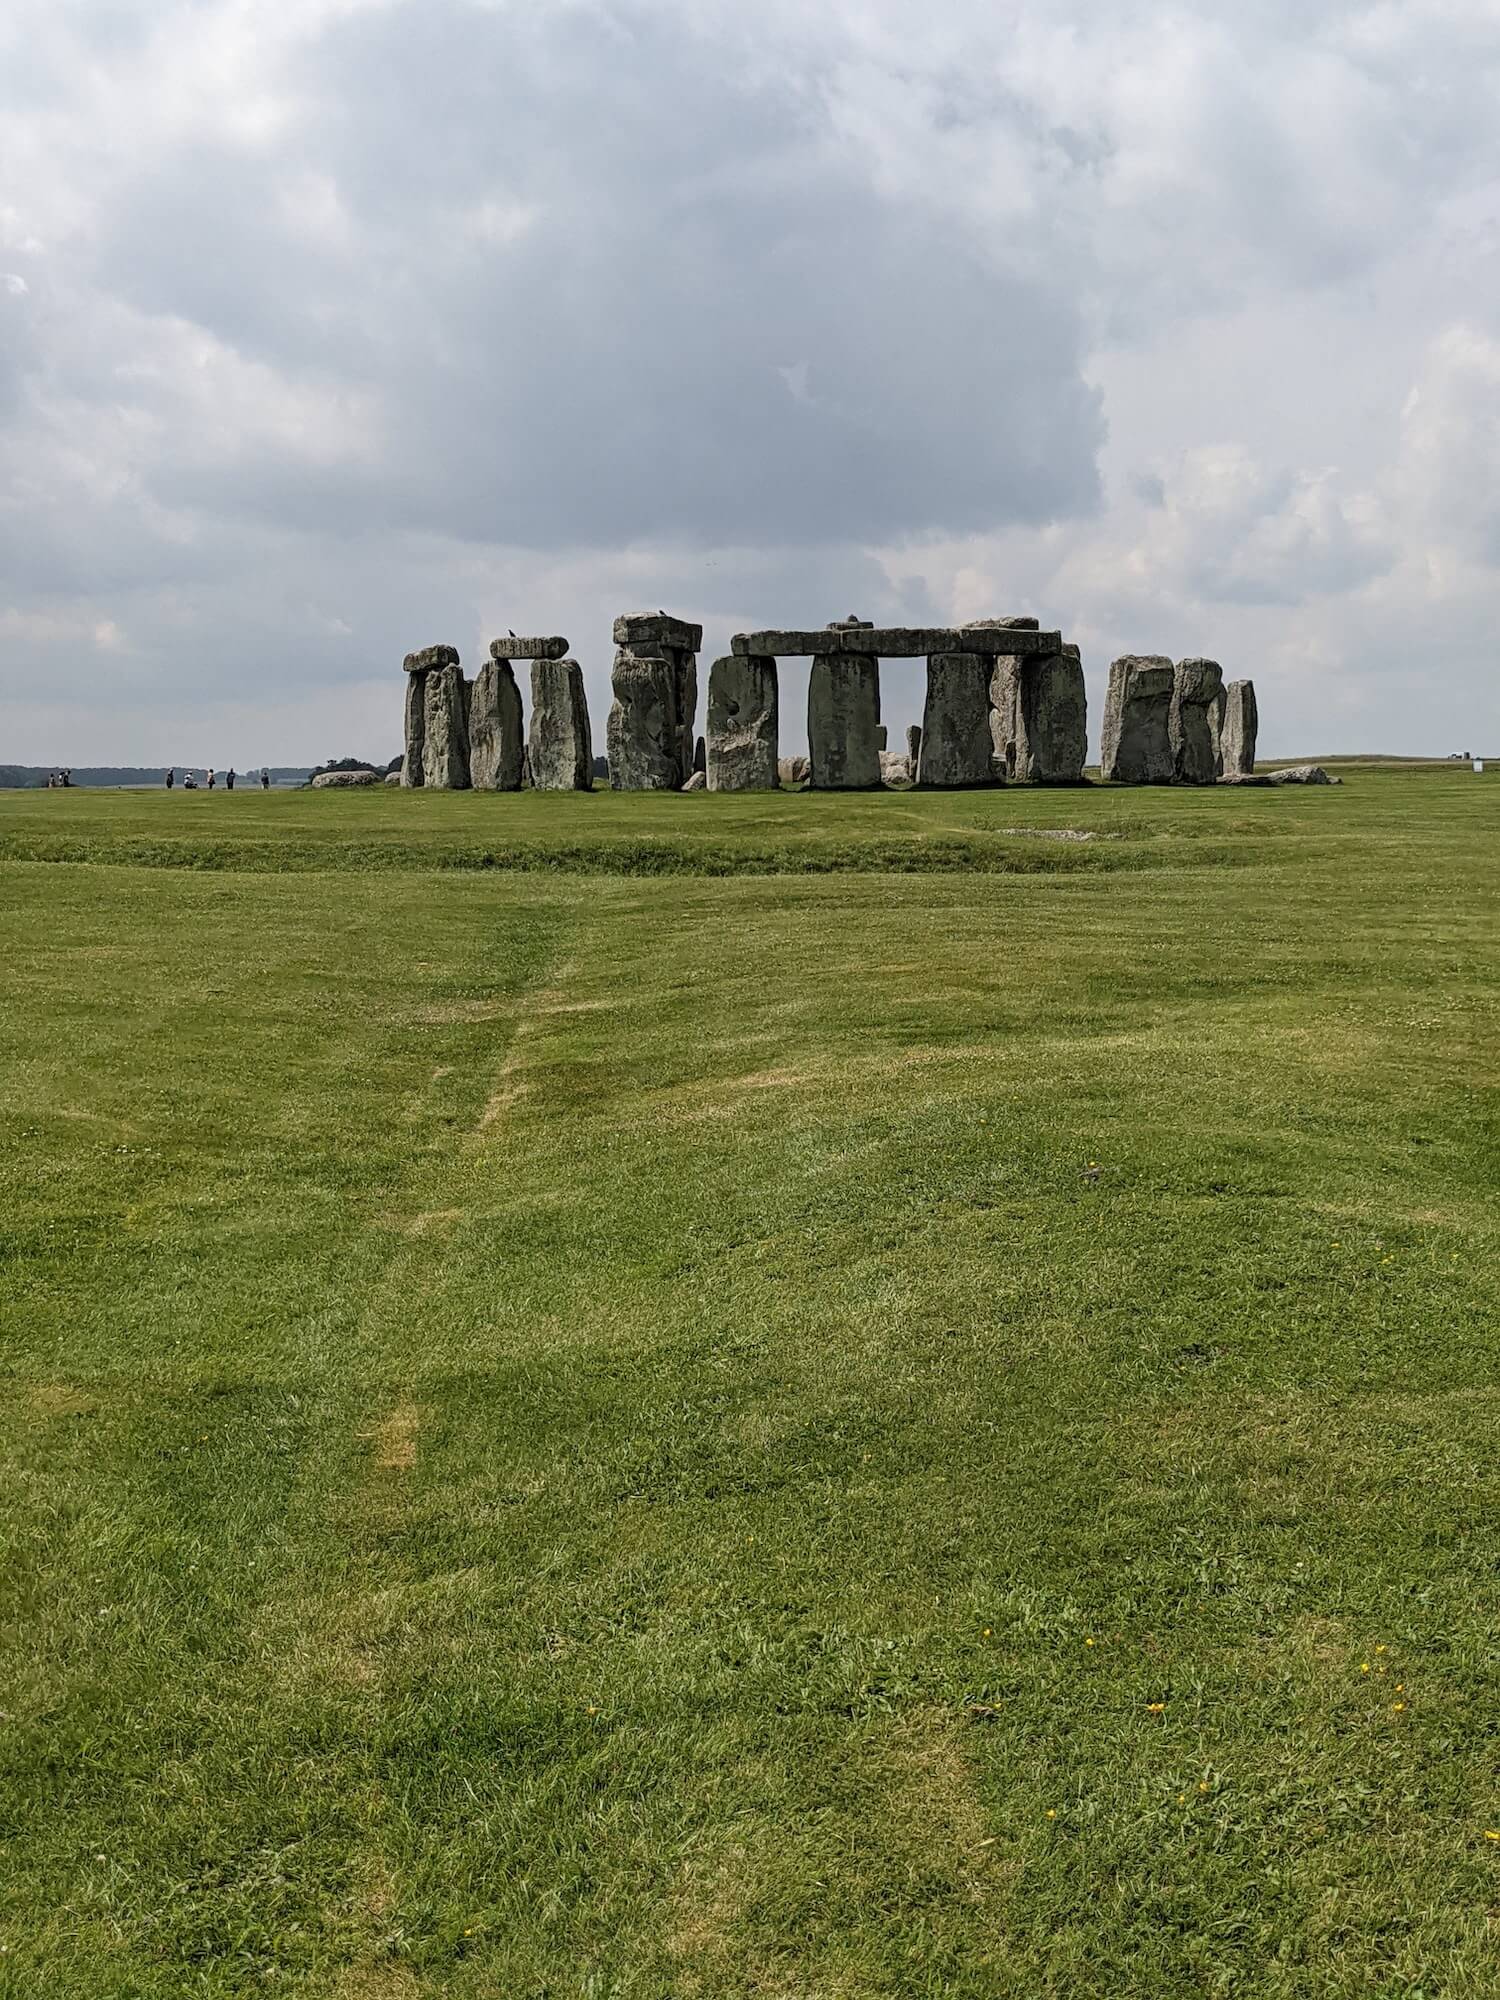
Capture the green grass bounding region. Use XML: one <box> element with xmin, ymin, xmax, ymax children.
<box><xmin>1</xmin><ymin>771</ymin><xmax>1497</xmax><ymax>1996</ymax></box>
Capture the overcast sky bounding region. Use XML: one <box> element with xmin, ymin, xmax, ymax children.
<box><xmin>3</xmin><ymin>0</ymin><xmax>1500</xmax><ymax>766</ymax></box>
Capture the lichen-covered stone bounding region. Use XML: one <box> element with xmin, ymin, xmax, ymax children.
<box><xmin>488</xmin><ymin>636</ymin><xmax>570</xmax><ymax>662</ymax></box>
<box><xmin>529</xmin><ymin>658</ymin><xmax>593</xmax><ymax>791</ymax></box>
<box><xmin>607</xmin><ymin>649</ymin><xmax>681</xmax><ymax>790</ymax></box>
<box><xmin>707</xmin><ymin>655</ymin><xmax>779</xmax><ymax>791</ymax></box>
<box><xmin>403</xmin><ymin>643</ymin><xmax>459</xmax><ymax>674</ymax></box>
<box><xmin>1100</xmin><ymin>656</ymin><xmax>1176</xmax><ymax>784</ymax></box>
<box><xmin>422</xmin><ymin>664</ymin><xmax>471</xmax><ymax>789</ymax></box>
<box><xmin>1268</xmin><ymin>763</ymin><xmax>1338</xmax><ymax>785</ymax></box>
<box><xmin>312</xmin><ymin>768</ymin><xmax>380</xmax><ymax>787</ymax></box>
<box><xmin>612</xmin><ymin>613</ymin><xmax>704</xmax><ymax>651</ymax></box>
<box><xmin>778</xmin><ymin>756</ymin><xmax>810</xmax><ymax>788</ymax></box>
<box><xmin>468</xmin><ymin>658</ymin><xmax>524</xmax><ymax>791</ymax></box>
<box><xmin>681</xmin><ymin>771</ymin><xmax>706</xmax><ymax>791</ymax></box>
<box><xmin>906</xmin><ymin>724</ymin><xmax>922</xmax><ymax>769</ymax></box>
<box><xmin>808</xmin><ymin>653</ymin><xmax>881</xmax><ymax>788</ymax></box>
<box><xmin>1012</xmin><ymin>646</ymin><xmax>1088</xmax><ymax>784</ymax></box>
<box><xmin>879</xmin><ymin>751</ymin><xmax>912</xmax><ymax>784</ymax></box>
<box><xmin>1222</xmin><ymin>679</ymin><xmax>1259</xmax><ymax>775</ymax></box>
<box><xmin>402</xmin><ymin>668</ymin><xmax>427</xmax><ymax>787</ymax></box>
<box><xmin>1170</xmin><ymin>658</ymin><xmax>1225</xmax><ymax>785</ymax></box>
<box><xmin>917</xmin><ymin>652</ymin><xmax>996</xmax><ymax>787</ymax></box>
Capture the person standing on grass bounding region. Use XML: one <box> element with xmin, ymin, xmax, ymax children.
<box><xmin>261</xmin><ymin>767</ymin><xmax>271</xmax><ymax>790</ymax></box>
<box><xmin>166</xmin><ymin>767</ymin><xmax>174</xmax><ymax>789</ymax></box>
<box><xmin>206</xmin><ymin>767</ymin><xmax>216</xmax><ymax>790</ymax></box>
<box><xmin>226</xmin><ymin>767</ymin><xmax>236</xmax><ymax>791</ymax></box>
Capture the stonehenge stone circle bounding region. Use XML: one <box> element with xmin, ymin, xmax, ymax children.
<box><xmin>1013</xmin><ymin>644</ymin><xmax>1088</xmax><ymax>785</ymax></box>
<box><xmin>1101</xmin><ymin>656</ymin><xmax>1176</xmax><ymax>784</ymax></box>
<box><xmin>917</xmin><ymin>652</ymin><xmax>996</xmax><ymax>788</ymax></box>
<box><xmin>422</xmin><ymin>661</ymin><xmax>472</xmax><ymax>790</ymax></box>
<box><xmin>1222</xmin><ymin>679</ymin><xmax>1259</xmax><ymax>776</ymax></box>
<box><xmin>608</xmin><ymin>614</ymin><xmax>701</xmax><ymax>790</ymax></box>
<box><xmin>733</xmin><ymin>624</ymin><xmax>1061</xmax><ymax>658</ymax></box>
<box><xmin>1169</xmin><ymin>659</ymin><xmax>1226</xmax><ymax>785</ymax></box>
<box><xmin>468</xmin><ymin>659</ymin><xmax>525</xmax><ymax>791</ymax></box>
<box><xmin>488</xmin><ymin>635</ymin><xmax>570</xmax><ymax>661</ymax></box>
<box><xmin>706</xmin><ymin>654</ymin><xmax>780</xmax><ymax>791</ymax></box>
<box><xmin>808</xmin><ymin>651</ymin><xmax>881</xmax><ymax>789</ymax></box>
<box><xmin>529</xmin><ymin>658</ymin><xmax>593</xmax><ymax>791</ymax></box>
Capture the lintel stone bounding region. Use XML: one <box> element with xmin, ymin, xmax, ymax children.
<box><xmin>488</xmin><ymin>635</ymin><xmax>570</xmax><ymax>662</ymax></box>
<box><xmin>612</xmin><ymin>613</ymin><xmax>703</xmax><ymax>651</ymax></box>
<box><xmin>403</xmin><ymin>644</ymin><xmax>459</xmax><ymax>674</ymax></box>
<box><xmin>731</xmin><ymin>625</ymin><xmax>1062</xmax><ymax>658</ymax></box>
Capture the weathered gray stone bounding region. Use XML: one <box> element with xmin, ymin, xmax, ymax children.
<box><xmin>828</xmin><ymin>614</ymin><xmax>874</xmax><ymax>630</ymax></box>
<box><xmin>732</xmin><ymin>625</ymin><xmax>1063</xmax><ymax>658</ymax></box>
<box><xmin>385</xmin><ymin>771</ymin><xmax>402</xmax><ymax>785</ymax></box>
<box><xmin>529</xmin><ymin>658</ymin><xmax>593</xmax><ymax>791</ymax></box>
<box><xmin>681</xmin><ymin>771</ymin><xmax>706</xmax><ymax>791</ymax></box>
<box><xmin>403</xmin><ymin>644</ymin><xmax>459</xmax><ymax>674</ymax></box>
<box><xmin>607</xmin><ymin>648</ymin><xmax>682</xmax><ymax>790</ymax></box>
<box><xmin>917</xmin><ymin>653</ymin><xmax>997</xmax><ymax>788</ymax></box>
<box><xmin>612</xmin><ymin>613</ymin><xmax>703</xmax><ymax>652</ymax></box>
<box><xmin>676</xmin><ymin>651</ymin><xmax>698</xmax><ymax>786</ymax></box>
<box><xmin>989</xmin><ymin>659</ymin><xmax>1020</xmax><ymax>778</ymax></box>
<box><xmin>468</xmin><ymin>659</ymin><xmax>525</xmax><ymax>791</ymax></box>
<box><xmin>808</xmin><ymin>653</ymin><xmax>881</xmax><ymax>789</ymax></box>
<box><xmin>1218</xmin><ymin>772</ymin><xmax>1272</xmax><ymax>786</ymax></box>
<box><xmin>964</xmin><ymin>616</ymin><xmax>1040</xmax><ymax>632</ymax></box>
<box><xmin>1267</xmin><ymin>763</ymin><xmax>1339</xmax><ymax>785</ymax></box>
<box><xmin>488</xmin><ymin>635</ymin><xmax>570</xmax><ymax>662</ymax></box>
<box><xmin>1100</xmin><ymin>656</ymin><xmax>1176</xmax><ymax>784</ymax></box>
<box><xmin>1222</xmin><ymin>679</ymin><xmax>1259</xmax><ymax>775</ymax></box>
<box><xmin>879</xmin><ymin>751</ymin><xmax>912</xmax><ymax>784</ymax></box>
<box><xmin>1010</xmin><ymin>646</ymin><xmax>1088</xmax><ymax>784</ymax></box>
<box><xmin>778</xmin><ymin>755</ymin><xmax>810</xmax><ymax>787</ymax></box>
<box><xmin>875</xmin><ymin>724</ymin><xmax>888</xmax><ymax>752</ymax></box>
<box><xmin>422</xmin><ymin>664</ymin><xmax>471</xmax><ymax>789</ymax></box>
<box><xmin>312</xmin><ymin>768</ymin><xmax>380</xmax><ymax>788</ymax></box>
<box><xmin>402</xmin><ymin>667</ymin><xmax>427</xmax><ymax>787</ymax></box>
<box><xmin>906</xmin><ymin>724</ymin><xmax>922</xmax><ymax>768</ymax></box>
<box><xmin>1170</xmin><ymin>658</ymin><xmax>1225</xmax><ymax>785</ymax></box>
<box><xmin>707</xmin><ymin>654</ymin><xmax>779</xmax><ymax>791</ymax></box>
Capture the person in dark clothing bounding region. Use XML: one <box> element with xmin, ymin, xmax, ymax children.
<box><xmin>166</xmin><ymin>768</ymin><xmax>174</xmax><ymax>789</ymax></box>
<box><xmin>226</xmin><ymin>768</ymin><xmax>236</xmax><ymax>791</ymax></box>
<box><xmin>260</xmin><ymin>769</ymin><xmax>270</xmax><ymax>791</ymax></box>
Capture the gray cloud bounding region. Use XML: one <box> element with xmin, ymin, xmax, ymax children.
<box><xmin>2</xmin><ymin>0</ymin><xmax>1500</xmax><ymax>761</ymax></box>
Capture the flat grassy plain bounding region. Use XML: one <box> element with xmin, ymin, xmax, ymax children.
<box><xmin>1</xmin><ymin>772</ymin><xmax>1497</xmax><ymax>1997</ymax></box>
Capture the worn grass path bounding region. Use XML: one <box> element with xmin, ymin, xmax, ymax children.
<box><xmin>1</xmin><ymin>772</ymin><xmax>1498</xmax><ymax>1996</ymax></box>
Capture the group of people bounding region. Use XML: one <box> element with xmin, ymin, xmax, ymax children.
<box><xmin>164</xmin><ymin>768</ymin><xmax>271</xmax><ymax>791</ymax></box>
<box><xmin>45</xmin><ymin>770</ymin><xmax>74</xmax><ymax>787</ymax></box>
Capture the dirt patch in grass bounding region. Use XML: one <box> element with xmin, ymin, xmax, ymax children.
<box><xmin>29</xmin><ymin>1381</ymin><xmax>98</xmax><ymax>1418</ymax></box>
<box><xmin>368</xmin><ymin>1400</ymin><xmax>422</xmax><ymax>1474</ymax></box>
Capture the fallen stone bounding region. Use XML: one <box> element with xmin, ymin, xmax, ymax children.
<box><xmin>385</xmin><ymin>771</ymin><xmax>402</xmax><ymax>785</ymax></box>
<box><xmin>778</xmin><ymin>755</ymin><xmax>810</xmax><ymax>787</ymax></box>
<box><xmin>808</xmin><ymin>652</ymin><xmax>881</xmax><ymax>788</ymax></box>
<box><xmin>1170</xmin><ymin>658</ymin><xmax>1225</xmax><ymax>785</ymax></box>
<box><xmin>681</xmin><ymin>771</ymin><xmax>706</xmax><ymax>791</ymax></box>
<box><xmin>488</xmin><ymin>635</ymin><xmax>570</xmax><ymax>662</ymax></box>
<box><xmin>529</xmin><ymin>658</ymin><xmax>593</xmax><ymax>791</ymax></box>
<box><xmin>1222</xmin><ymin>679</ymin><xmax>1259</xmax><ymax>775</ymax></box>
<box><xmin>918</xmin><ymin>652</ymin><xmax>997</xmax><ymax>788</ymax></box>
<box><xmin>422</xmin><ymin>664</ymin><xmax>471</xmax><ymax>789</ymax></box>
<box><xmin>1268</xmin><ymin>764</ymin><xmax>1339</xmax><ymax>785</ymax></box>
<box><xmin>1100</xmin><ymin>656</ymin><xmax>1176</xmax><ymax>784</ymax></box>
<box><xmin>401</xmin><ymin>666</ymin><xmax>427</xmax><ymax>787</ymax></box>
<box><xmin>707</xmin><ymin>654</ymin><xmax>779</xmax><ymax>791</ymax></box>
<box><xmin>1012</xmin><ymin>645</ymin><xmax>1088</xmax><ymax>784</ymax></box>
<box><xmin>403</xmin><ymin>643</ymin><xmax>459</xmax><ymax>674</ymax></box>
<box><xmin>468</xmin><ymin>658</ymin><xmax>525</xmax><ymax>790</ymax></box>
<box><xmin>312</xmin><ymin>768</ymin><xmax>380</xmax><ymax>787</ymax></box>
<box><xmin>612</xmin><ymin>613</ymin><xmax>704</xmax><ymax>651</ymax></box>
<box><xmin>1218</xmin><ymin>773</ymin><xmax>1272</xmax><ymax>785</ymax></box>
<box><xmin>607</xmin><ymin>648</ymin><xmax>682</xmax><ymax>790</ymax></box>
<box><xmin>879</xmin><ymin>751</ymin><xmax>912</xmax><ymax>784</ymax></box>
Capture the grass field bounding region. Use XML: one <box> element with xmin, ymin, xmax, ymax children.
<box><xmin>2</xmin><ymin>772</ymin><xmax>1497</xmax><ymax>1997</ymax></box>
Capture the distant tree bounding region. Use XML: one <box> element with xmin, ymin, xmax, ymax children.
<box><xmin>309</xmin><ymin>756</ymin><xmax>380</xmax><ymax>778</ymax></box>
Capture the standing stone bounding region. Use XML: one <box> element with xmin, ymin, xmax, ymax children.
<box><xmin>1170</xmin><ymin>659</ymin><xmax>1225</xmax><ymax>785</ymax></box>
<box><xmin>693</xmin><ymin>734</ymin><xmax>706</xmax><ymax>775</ymax></box>
<box><xmin>1222</xmin><ymin>679</ymin><xmax>1258</xmax><ymax>775</ymax></box>
<box><xmin>967</xmin><ymin>619</ymin><xmax>1039</xmax><ymax>781</ymax></box>
<box><xmin>677</xmin><ymin>653</ymin><xmax>698</xmax><ymax>786</ymax></box>
<box><xmin>402</xmin><ymin>671</ymin><xmax>427</xmax><ymax>788</ymax></box>
<box><xmin>1013</xmin><ymin>645</ymin><xmax>1088</xmax><ymax>784</ymax></box>
<box><xmin>422</xmin><ymin>663</ymin><xmax>471</xmax><ymax>790</ymax></box>
<box><xmin>906</xmin><ymin>724</ymin><xmax>922</xmax><ymax>770</ymax></box>
<box><xmin>917</xmin><ymin>653</ymin><xmax>996</xmax><ymax>788</ymax></box>
<box><xmin>1100</xmin><ymin>657</ymin><xmax>1176</xmax><ymax>784</ymax></box>
<box><xmin>529</xmin><ymin>658</ymin><xmax>593</xmax><ymax>791</ymax></box>
<box><xmin>876</xmin><ymin>725</ymin><xmax>888</xmax><ymax>752</ymax></box>
<box><xmin>707</xmin><ymin>655</ymin><xmax>780</xmax><ymax>791</ymax></box>
<box><xmin>808</xmin><ymin>653</ymin><xmax>881</xmax><ymax>789</ymax></box>
<box><xmin>468</xmin><ymin>659</ymin><xmax>525</xmax><ymax>791</ymax></box>
<box><xmin>607</xmin><ymin>648</ymin><xmax>681</xmax><ymax>790</ymax></box>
